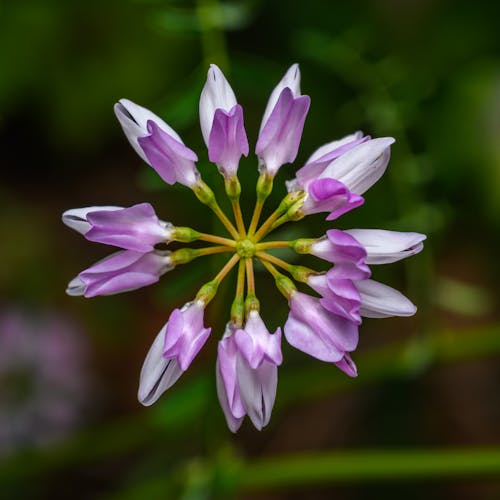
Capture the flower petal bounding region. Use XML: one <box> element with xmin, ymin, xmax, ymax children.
<box><xmin>138</xmin><ymin>328</ymin><xmax>184</xmax><ymax>406</ymax></box>
<box><xmin>236</xmin><ymin>356</ymin><xmax>277</xmax><ymax>430</ymax></box>
<box><xmin>285</xmin><ymin>292</ymin><xmax>359</xmax><ymax>362</ymax></box>
<box><xmin>356</xmin><ymin>279</ymin><xmax>417</xmax><ymax>318</ymax></box>
<box><xmin>138</xmin><ymin>121</ymin><xmax>199</xmax><ymax>188</ymax></box>
<box><xmin>62</xmin><ymin>206</ymin><xmax>122</xmax><ymax>235</ymax></box>
<box><xmin>335</xmin><ymin>353</ymin><xmax>358</xmax><ymax>377</ymax></box>
<box><xmin>114</xmin><ymin>99</ymin><xmax>181</xmax><ymax>163</ymax></box>
<box><xmin>345</xmin><ymin>229</ymin><xmax>426</xmax><ymax>264</ymax></box>
<box><xmin>208</xmin><ymin>104</ymin><xmax>249</xmax><ymax>176</ymax></box>
<box><xmin>320</xmin><ymin>137</ymin><xmax>395</xmax><ymax>195</ymax></box>
<box><xmin>216</xmin><ymin>357</ymin><xmax>244</xmax><ymax>433</ymax></box>
<box><xmin>260</xmin><ymin>64</ymin><xmax>301</xmax><ymax>131</ymax></box>
<box><xmin>85</xmin><ymin>203</ymin><xmax>173</xmax><ymax>252</ymax></box>
<box><xmin>199</xmin><ymin>64</ymin><xmax>238</xmax><ymax>146</ymax></box>
<box><xmin>256</xmin><ymin>87</ymin><xmax>310</xmax><ymax>175</ymax></box>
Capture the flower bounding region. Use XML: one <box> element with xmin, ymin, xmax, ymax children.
<box><xmin>63</xmin><ymin>203</ymin><xmax>173</xmax><ymax>252</ymax></box>
<box><xmin>115</xmin><ymin>98</ymin><xmax>200</xmax><ymax>188</ymax></box>
<box><xmin>217</xmin><ymin>312</ymin><xmax>282</xmax><ymax>432</ymax></box>
<box><xmin>66</xmin><ymin>250</ymin><xmax>172</xmax><ymax>298</ymax></box>
<box><xmin>64</xmin><ymin>63</ymin><xmax>426</xmax><ymax>431</ymax></box>
<box><xmin>138</xmin><ymin>300</ymin><xmax>210</xmax><ymax>405</ymax></box>
<box><xmin>199</xmin><ymin>64</ymin><xmax>249</xmax><ymax>177</ymax></box>
<box><xmin>256</xmin><ymin>64</ymin><xmax>311</xmax><ymax>176</ymax></box>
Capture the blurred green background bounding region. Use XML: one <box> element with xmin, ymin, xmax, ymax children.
<box><xmin>1</xmin><ymin>0</ymin><xmax>500</xmax><ymax>498</ymax></box>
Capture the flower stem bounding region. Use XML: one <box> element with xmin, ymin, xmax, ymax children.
<box><xmin>209</xmin><ymin>201</ymin><xmax>240</xmax><ymax>239</ymax></box>
<box><xmin>253</xmin><ymin>206</ymin><xmax>284</xmax><ymax>241</ymax></box>
<box><xmin>245</xmin><ymin>258</ymin><xmax>255</xmax><ymax>295</ymax></box>
<box><xmin>255</xmin><ymin>241</ymin><xmax>291</xmax><ymax>251</ymax></box>
<box><xmin>197</xmin><ymin>245</ymin><xmax>235</xmax><ymax>257</ymax></box>
<box><xmin>258</xmin><ymin>258</ymin><xmax>297</xmax><ymax>300</ymax></box>
<box><xmin>213</xmin><ymin>253</ymin><xmax>240</xmax><ymax>284</ymax></box>
<box><xmin>256</xmin><ymin>251</ymin><xmax>293</xmax><ymax>273</ymax></box>
<box><xmin>231</xmin><ymin>259</ymin><xmax>246</xmax><ymax>325</ymax></box>
<box><xmin>231</xmin><ymin>199</ymin><xmax>246</xmax><ymax>236</ymax></box>
<box><xmin>198</xmin><ymin>233</ymin><xmax>236</xmax><ymax>247</ymax></box>
<box><xmin>193</xmin><ymin>180</ymin><xmax>240</xmax><ymax>239</ymax></box>
<box><xmin>247</xmin><ymin>198</ymin><xmax>265</xmax><ymax>237</ymax></box>
<box><xmin>248</xmin><ymin>173</ymin><xmax>274</xmax><ymax>237</ymax></box>
<box><xmin>258</xmin><ymin>257</ymin><xmax>279</xmax><ymax>278</ymax></box>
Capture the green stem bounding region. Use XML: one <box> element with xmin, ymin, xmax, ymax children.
<box><xmin>248</xmin><ymin>173</ymin><xmax>274</xmax><ymax>237</ymax></box>
<box><xmin>253</xmin><ymin>208</ymin><xmax>284</xmax><ymax>242</ymax></box>
<box><xmin>255</xmin><ymin>241</ymin><xmax>291</xmax><ymax>251</ymax></box>
<box><xmin>213</xmin><ymin>254</ymin><xmax>240</xmax><ymax>284</ymax></box>
<box><xmin>245</xmin><ymin>258</ymin><xmax>255</xmax><ymax>295</ymax></box>
<box><xmin>193</xmin><ymin>180</ymin><xmax>239</xmax><ymax>239</ymax></box>
<box><xmin>198</xmin><ymin>233</ymin><xmax>236</xmax><ymax>247</ymax></box>
<box><xmin>256</xmin><ymin>251</ymin><xmax>293</xmax><ymax>274</ymax></box>
<box><xmin>231</xmin><ymin>259</ymin><xmax>246</xmax><ymax>325</ymax></box>
<box><xmin>231</xmin><ymin>198</ymin><xmax>246</xmax><ymax>237</ymax></box>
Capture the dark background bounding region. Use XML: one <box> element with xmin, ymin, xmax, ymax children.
<box><xmin>1</xmin><ymin>0</ymin><xmax>500</xmax><ymax>498</ymax></box>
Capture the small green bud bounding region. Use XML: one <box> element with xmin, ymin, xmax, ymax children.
<box><xmin>171</xmin><ymin>227</ymin><xmax>201</xmax><ymax>243</ymax></box>
<box><xmin>290</xmin><ymin>265</ymin><xmax>315</xmax><ymax>283</ymax></box>
<box><xmin>193</xmin><ymin>180</ymin><xmax>216</xmax><ymax>206</ymax></box>
<box><xmin>290</xmin><ymin>238</ymin><xmax>315</xmax><ymax>255</ymax></box>
<box><xmin>245</xmin><ymin>294</ymin><xmax>260</xmax><ymax>315</ymax></box>
<box><xmin>286</xmin><ymin>201</ymin><xmax>305</xmax><ymax>221</ymax></box>
<box><xmin>277</xmin><ymin>190</ymin><xmax>305</xmax><ymax>214</ymax></box>
<box><xmin>231</xmin><ymin>296</ymin><xmax>245</xmax><ymax>325</ymax></box>
<box><xmin>225</xmin><ymin>175</ymin><xmax>241</xmax><ymax>200</ymax></box>
<box><xmin>170</xmin><ymin>248</ymin><xmax>199</xmax><ymax>265</ymax></box>
<box><xmin>195</xmin><ymin>280</ymin><xmax>219</xmax><ymax>305</ymax></box>
<box><xmin>274</xmin><ymin>273</ymin><xmax>297</xmax><ymax>300</ymax></box>
<box><xmin>256</xmin><ymin>173</ymin><xmax>274</xmax><ymax>201</ymax></box>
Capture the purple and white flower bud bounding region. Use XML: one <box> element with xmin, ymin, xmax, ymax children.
<box><xmin>256</xmin><ymin>64</ymin><xmax>310</xmax><ymax>176</ymax></box>
<box><xmin>216</xmin><ymin>324</ymin><xmax>246</xmax><ymax>433</ymax></box>
<box><xmin>356</xmin><ymin>279</ymin><xmax>417</xmax><ymax>318</ymax></box>
<box><xmin>162</xmin><ymin>300</ymin><xmax>211</xmax><ymax>372</ymax></box>
<box><xmin>199</xmin><ymin>65</ymin><xmax>249</xmax><ymax>176</ymax></box>
<box><xmin>284</xmin><ymin>291</ymin><xmax>359</xmax><ymax>364</ymax></box>
<box><xmin>62</xmin><ymin>206</ymin><xmax>122</xmax><ymax>235</ymax></box>
<box><xmin>114</xmin><ymin>99</ymin><xmax>200</xmax><ymax>188</ymax></box>
<box><xmin>66</xmin><ymin>250</ymin><xmax>172</xmax><ymax>298</ymax></box>
<box><xmin>234</xmin><ymin>311</ymin><xmax>282</xmax><ymax>430</ymax></box>
<box><xmin>318</xmin><ymin>137</ymin><xmax>395</xmax><ymax>195</ymax></box>
<box><xmin>307</xmin><ymin>274</ymin><xmax>362</xmax><ymax>324</ymax></box>
<box><xmin>138</xmin><ymin>300</ymin><xmax>210</xmax><ymax>406</ymax></box>
<box><xmin>138</xmin><ymin>328</ymin><xmax>184</xmax><ymax>406</ymax></box>
<box><xmin>295</xmin><ymin>132</ymin><xmax>370</xmax><ymax>186</ymax></box>
<box><xmin>299</xmin><ymin>178</ymin><xmax>364</xmax><ymax>221</ymax></box>
<box><xmin>63</xmin><ymin>203</ymin><xmax>173</xmax><ymax>252</ymax></box>
<box><xmin>310</xmin><ymin>229</ymin><xmax>371</xmax><ymax>280</ymax></box>
<box><xmin>344</xmin><ymin>229</ymin><xmax>426</xmax><ymax>265</ymax></box>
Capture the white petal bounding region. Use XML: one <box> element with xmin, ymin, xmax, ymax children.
<box><xmin>306</xmin><ymin>131</ymin><xmax>364</xmax><ymax>164</ymax></box>
<box><xmin>114</xmin><ymin>99</ymin><xmax>181</xmax><ymax>163</ymax></box>
<box><xmin>345</xmin><ymin>229</ymin><xmax>426</xmax><ymax>264</ymax></box>
<box><xmin>199</xmin><ymin>64</ymin><xmax>237</xmax><ymax>145</ymax></box>
<box><xmin>260</xmin><ymin>64</ymin><xmax>301</xmax><ymax>133</ymax></box>
<box><xmin>62</xmin><ymin>206</ymin><xmax>123</xmax><ymax>234</ymax></box>
<box><xmin>320</xmin><ymin>137</ymin><xmax>395</xmax><ymax>194</ymax></box>
<box><xmin>237</xmin><ymin>355</ymin><xmax>277</xmax><ymax>430</ymax></box>
<box><xmin>356</xmin><ymin>279</ymin><xmax>417</xmax><ymax>318</ymax></box>
<box><xmin>138</xmin><ymin>327</ymin><xmax>183</xmax><ymax>406</ymax></box>
<box><xmin>216</xmin><ymin>360</ymin><xmax>244</xmax><ymax>433</ymax></box>
<box><xmin>66</xmin><ymin>276</ymin><xmax>86</xmax><ymax>296</ymax></box>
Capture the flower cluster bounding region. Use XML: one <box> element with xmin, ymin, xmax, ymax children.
<box><xmin>63</xmin><ymin>64</ymin><xmax>425</xmax><ymax>432</ymax></box>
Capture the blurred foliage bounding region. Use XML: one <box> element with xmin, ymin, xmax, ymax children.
<box><xmin>1</xmin><ymin>0</ymin><xmax>500</xmax><ymax>498</ymax></box>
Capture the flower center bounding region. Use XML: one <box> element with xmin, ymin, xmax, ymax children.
<box><xmin>236</xmin><ymin>238</ymin><xmax>256</xmax><ymax>258</ymax></box>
